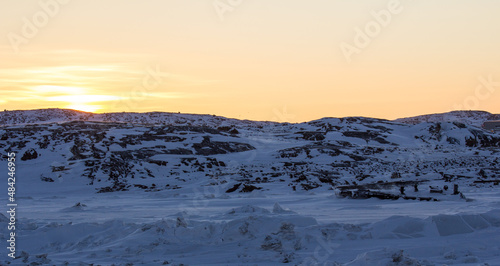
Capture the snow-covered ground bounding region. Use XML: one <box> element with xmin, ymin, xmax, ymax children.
<box><xmin>1</xmin><ymin>109</ymin><xmax>500</xmax><ymax>265</ymax></box>
<box><xmin>3</xmin><ymin>187</ymin><xmax>500</xmax><ymax>265</ymax></box>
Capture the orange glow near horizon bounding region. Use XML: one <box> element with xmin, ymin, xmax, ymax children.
<box><xmin>1</xmin><ymin>1</ymin><xmax>500</xmax><ymax>122</ymax></box>
<box><xmin>66</xmin><ymin>104</ymin><xmax>101</xmax><ymax>113</ymax></box>
<box><xmin>29</xmin><ymin>85</ymin><xmax>121</xmax><ymax>113</ymax></box>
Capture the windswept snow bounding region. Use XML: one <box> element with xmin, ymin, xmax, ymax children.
<box><xmin>4</xmin><ymin>194</ymin><xmax>500</xmax><ymax>265</ymax></box>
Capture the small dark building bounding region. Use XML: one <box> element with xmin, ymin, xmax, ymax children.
<box><xmin>483</xmin><ymin>120</ymin><xmax>500</xmax><ymax>133</ymax></box>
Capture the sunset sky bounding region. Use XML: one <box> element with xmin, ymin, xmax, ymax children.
<box><xmin>1</xmin><ymin>0</ymin><xmax>499</xmax><ymax>122</ymax></box>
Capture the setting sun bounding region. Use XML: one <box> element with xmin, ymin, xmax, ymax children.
<box><xmin>31</xmin><ymin>86</ymin><xmax>123</xmax><ymax>113</ymax></box>
<box><xmin>66</xmin><ymin>104</ymin><xmax>101</xmax><ymax>113</ymax></box>
<box><xmin>52</xmin><ymin>95</ymin><xmax>122</xmax><ymax>113</ymax></box>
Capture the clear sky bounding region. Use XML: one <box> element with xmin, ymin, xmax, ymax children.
<box><xmin>1</xmin><ymin>0</ymin><xmax>499</xmax><ymax>122</ymax></box>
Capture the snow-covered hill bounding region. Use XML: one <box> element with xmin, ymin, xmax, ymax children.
<box><xmin>2</xmin><ymin>109</ymin><xmax>499</xmax><ymax>128</ymax></box>
<box><xmin>1</xmin><ymin>110</ymin><xmax>499</xmax><ymax>194</ymax></box>
<box><xmin>0</xmin><ymin>108</ymin><xmax>273</xmax><ymax>129</ymax></box>
<box><xmin>395</xmin><ymin>110</ymin><xmax>500</xmax><ymax>127</ymax></box>
<box><xmin>1</xmin><ymin>109</ymin><xmax>500</xmax><ymax>265</ymax></box>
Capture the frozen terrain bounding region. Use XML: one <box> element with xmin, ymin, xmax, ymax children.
<box><xmin>1</xmin><ymin>109</ymin><xmax>499</xmax><ymax>265</ymax></box>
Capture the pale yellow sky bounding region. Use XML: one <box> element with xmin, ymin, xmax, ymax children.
<box><xmin>1</xmin><ymin>0</ymin><xmax>499</xmax><ymax>122</ymax></box>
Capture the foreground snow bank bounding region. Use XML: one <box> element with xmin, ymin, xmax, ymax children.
<box><xmin>3</xmin><ymin>205</ymin><xmax>500</xmax><ymax>265</ymax></box>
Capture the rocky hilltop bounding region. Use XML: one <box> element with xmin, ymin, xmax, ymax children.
<box><xmin>1</xmin><ymin>109</ymin><xmax>499</xmax><ymax>197</ymax></box>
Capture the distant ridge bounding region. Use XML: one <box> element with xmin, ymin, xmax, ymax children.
<box><xmin>0</xmin><ymin>108</ymin><xmax>499</xmax><ymax>127</ymax></box>
<box><xmin>0</xmin><ymin>108</ymin><xmax>272</xmax><ymax>128</ymax></box>
<box><xmin>394</xmin><ymin>111</ymin><xmax>500</xmax><ymax>127</ymax></box>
